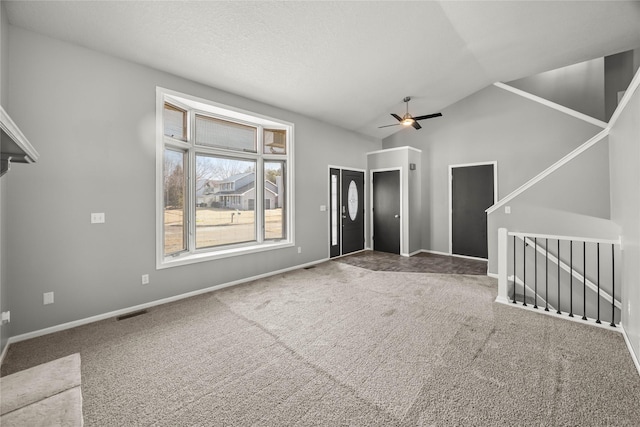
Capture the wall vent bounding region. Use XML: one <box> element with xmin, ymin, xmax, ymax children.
<box><xmin>116</xmin><ymin>310</ymin><xmax>148</xmax><ymax>321</ymax></box>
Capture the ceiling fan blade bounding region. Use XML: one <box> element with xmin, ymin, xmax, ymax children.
<box><xmin>413</xmin><ymin>113</ymin><xmax>442</xmax><ymax>121</ymax></box>
<box><xmin>391</xmin><ymin>113</ymin><xmax>403</xmax><ymax>122</ymax></box>
<box><xmin>378</xmin><ymin>123</ymin><xmax>401</xmax><ymax>128</ymax></box>
<box><xmin>411</xmin><ymin>121</ymin><xmax>422</xmax><ymax>130</ymax></box>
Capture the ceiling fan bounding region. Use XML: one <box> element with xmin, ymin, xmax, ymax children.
<box><xmin>378</xmin><ymin>96</ymin><xmax>442</xmax><ymax>130</ymax></box>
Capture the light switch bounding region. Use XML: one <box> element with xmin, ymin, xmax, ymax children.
<box><xmin>505</xmin><ymin>206</ymin><xmax>511</xmax><ymax>214</ymax></box>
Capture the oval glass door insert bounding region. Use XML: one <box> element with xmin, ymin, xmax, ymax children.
<box><xmin>348</xmin><ymin>180</ymin><xmax>358</xmax><ymax>221</ymax></box>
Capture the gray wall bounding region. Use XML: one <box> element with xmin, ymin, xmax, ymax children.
<box><xmin>383</xmin><ymin>84</ymin><xmax>603</xmax><ymax>258</ymax></box>
<box><xmin>4</xmin><ymin>25</ymin><xmax>380</xmax><ymax>337</ymax></box>
<box><xmin>609</xmin><ymin>75</ymin><xmax>640</xmax><ymax>363</ymax></box>
<box><xmin>0</xmin><ymin>1</ymin><xmax>6</xmax><ymax>107</ymax></box>
<box><xmin>605</xmin><ymin>51</ymin><xmax>636</xmax><ymax>122</ymax></box>
<box><xmin>486</xmin><ymin>138</ymin><xmax>618</xmax><ymax>273</ymax></box>
<box><xmin>0</xmin><ymin>1</ymin><xmax>9</xmax><ymax>354</ymax></box>
<box><xmin>407</xmin><ymin>148</ymin><xmax>422</xmax><ymax>255</ymax></box>
<box><xmin>508</xmin><ymin>58</ymin><xmax>605</xmax><ymax>122</ymax></box>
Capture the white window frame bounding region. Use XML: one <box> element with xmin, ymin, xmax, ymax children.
<box><xmin>156</xmin><ymin>87</ymin><xmax>294</xmax><ymax>269</ymax></box>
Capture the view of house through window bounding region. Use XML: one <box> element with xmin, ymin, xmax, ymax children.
<box><xmin>196</xmin><ymin>156</ymin><xmax>257</xmax><ymax>248</ymax></box>
<box><xmin>158</xmin><ymin>88</ymin><xmax>293</xmax><ymax>266</ymax></box>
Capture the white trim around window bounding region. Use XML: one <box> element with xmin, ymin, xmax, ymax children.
<box><xmin>156</xmin><ymin>87</ymin><xmax>295</xmax><ymax>269</ymax></box>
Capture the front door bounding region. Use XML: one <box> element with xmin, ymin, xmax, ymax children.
<box><xmin>451</xmin><ymin>164</ymin><xmax>495</xmax><ymax>258</ymax></box>
<box><xmin>329</xmin><ymin>168</ymin><xmax>365</xmax><ymax>257</ymax></box>
<box><xmin>373</xmin><ymin>170</ymin><xmax>400</xmax><ymax>254</ymax></box>
<box><xmin>341</xmin><ymin>170</ymin><xmax>365</xmax><ymax>254</ymax></box>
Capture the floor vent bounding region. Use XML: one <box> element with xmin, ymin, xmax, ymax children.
<box><xmin>116</xmin><ymin>310</ymin><xmax>148</xmax><ymax>321</ymax></box>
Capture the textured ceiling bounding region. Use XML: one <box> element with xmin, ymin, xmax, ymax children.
<box><xmin>4</xmin><ymin>1</ymin><xmax>640</xmax><ymax>139</ymax></box>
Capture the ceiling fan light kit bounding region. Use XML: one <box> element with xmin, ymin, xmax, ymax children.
<box><xmin>379</xmin><ymin>96</ymin><xmax>442</xmax><ymax>130</ymax></box>
<box><xmin>401</xmin><ymin>115</ymin><xmax>415</xmax><ymax>126</ymax></box>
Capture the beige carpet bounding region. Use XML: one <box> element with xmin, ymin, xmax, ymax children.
<box><xmin>2</xmin><ymin>261</ymin><xmax>639</xmax><ymax>425</ymax></box>
<box><xmin>1</xmin><ymin>353</ymin><xmax>83</xmax><ymax>426</ymax></box>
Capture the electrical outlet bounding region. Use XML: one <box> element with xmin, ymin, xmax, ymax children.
<box><xmin>298</xmin><ymin>247</ymin><xmax>302</xmax><ymax>254</ymax></box>
<box><xmin>1</xmin><ymin>311</ymin><xmax>10</xmax><ymax>324</ymax></box>
<box><xmin>43</xmin><ymin>292</ymin><xmax>54</xmax><ymax>305</ymax></box>
<box><xmin>90</xmin><ymin>212</ymin><xmax>105</xmax><ymax>224</ymax></box>
<box><xmin>141</xmin><ymin>274</ymin><xmax>149</xmax><ymax>285</ymax></box>
<box><xmin>505</xmin><ymin>206</ymin><xmax>511</xmax><ymax>214</ymax></box>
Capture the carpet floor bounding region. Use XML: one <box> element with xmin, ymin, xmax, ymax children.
<box><xmin>2</xmin><ymin>261</ymin><xmax>639</xmax><ymax>426</ymax></box>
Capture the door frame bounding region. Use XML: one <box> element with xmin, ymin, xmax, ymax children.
<box><xmin>370</xmin><ymin>167</ymin><xmax>403</xmax><ymax>255</ymax></box>
<box><xmin>448</xmin><ymin>161</ymin><xmax>498</xmax><ymax>259</ymax></box>
<box><xmin>328</xmin><ymin>165</ymin><xmax>367</xmax><ymax>258</ymax></box>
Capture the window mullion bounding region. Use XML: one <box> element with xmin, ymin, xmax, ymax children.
<box><xmin>257</xmin><ymin>127</ymin><xmax>264</xmax><ymax>243</ymax></box>
<box><xmin>187</xmin><ymin>155</ymin><xmax>194</xmax><ymax>253</ymax></box>
<box><xmin>257</xmin><ymin>157</ymin><xmax>264</xmax><ymax>244</ymax></box>
<box><xmin>188</xmin><ymin>111</ymin><xmax>197</xmax><ymax>253</ymax></box>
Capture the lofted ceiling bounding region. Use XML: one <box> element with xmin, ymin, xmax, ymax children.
<box><xmin>4</xmin><ymin>1</ymin><xmax>640</xmax><ymax>140</ymax></box>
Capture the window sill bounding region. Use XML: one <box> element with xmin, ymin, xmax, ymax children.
<box><xmin>157</xmin><ymin>240</ymin><xmax>294</xmax><ymax>269</ymax></box>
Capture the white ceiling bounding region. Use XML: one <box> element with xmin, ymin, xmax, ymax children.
<box><xmin>4</xmin><ymin>1</ymin><xmax>640</xmax><ymax>139</ymax></box>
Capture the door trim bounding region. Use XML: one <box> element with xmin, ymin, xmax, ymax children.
<box><xmin>328</xmin><ymin>165</ymin><xmax>366</xmax><ymax>258</ymax></box>
<box><xmin>370</xmin><ymin>167</ymin><xmax>403</xmax><ymax>255</ymax></box>
<box><xmin>448</xmin><ymin>161</ymin><xmax>498</xmax><ymax>259</ymax></box>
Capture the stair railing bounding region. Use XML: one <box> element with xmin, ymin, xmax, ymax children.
<box><xmin>497</xmin><ymin>228</ymin><xmax>621</xmax><ymax>327</ymax></box>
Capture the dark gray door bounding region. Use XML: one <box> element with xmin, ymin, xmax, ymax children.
<box><xmin>373</xmin><ymin>170</ymin><xmax>400</xmax><ymax>254</ymax></box>
<box><xmin>341</xmin><ymin>170</ymin><xmax>365</xmax><ymax>254</ymax></box>
<box><xmin>451</xmin><ymin>164</ymin><xmax>494</xmax><ymax>259</ymax></box>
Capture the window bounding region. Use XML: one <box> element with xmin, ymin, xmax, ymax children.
<box><xmin>195</xmin><ymin>115</ymin><xmax>257</xmax><ymax>152</ymax></box>
<box><xmin>195</xmin><ymin>155</ymin><xmax>256</xmax><ymax>248</ymax></box>
<box><xmin>163</xmin><ymin>149</ymin><xmax>186</xmax><ymax>255</ymax></box>
<box><xmin>163</xmin><ymin>103</ymin><xmax>187</xmax><ymax>141</ymax></box>
<box><xmin>264</xmin><ymin>129</ymin><xmax>286</xmax><ymax>154</ymax></box>
<box><xmin>264</xmin><ymin>160</ymin><xmax>285</xmax><ymax>240</ymax></box>
<box><xmin>157</xmin><ymin>88</ymin><xmax>294</xmax><ymax>268</ymax></box>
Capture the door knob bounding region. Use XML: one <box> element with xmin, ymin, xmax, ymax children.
<box><xmin>394</xmin><ymin>214</ymin><xmax>400</xmax><ymax>218</ymax></box>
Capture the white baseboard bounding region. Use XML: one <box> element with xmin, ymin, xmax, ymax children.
<box><xmin>0</xmin><ymin>338</ymin><xmax>9</xmax><ymax>366</ymax></box>
<box><xmin>487</xmin><ymin>272</ymin><xmax>499</xmax><ymax>279</ymax></box>
<box><xmin>494</xmin><ymin>295</ymin><xmax>510</xmax><ymax>305</ymax></box>
<box><xmin>421</xmin><ymin>249</ymin><xmax>488</xmax><ymax>262</ymax></box>
<box><xmin>421</xmin><ymin>249</ymin><xmax>450</xmax><ymax>257</ymax></box>
<box><xmin>9</xmin><ymin>253</ymin><xmax>637</xmax><ymax>382</ymax></box>
<box><xmin>6</xmin><ymin>258</ymin><xmax>329</xmax><ymax>346</ymax></box>
<box><xmin>495</xmin><ymin>296</ymin><xmax>622</xmax><ymax>334</ymax></box>
<box><xmin>494</xmin><ymin>82</ymin><xmax>608</xmax><ymax>129</ymax></box>
<box><xmin>331</xmin><ymin>249</ymin><xmax>368</xmax><ymax>260</ymax></box>
<box><xmin>621</xmin><ymin>324</ymin><xmax>640</xmax><ymax>378</ymax></box>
